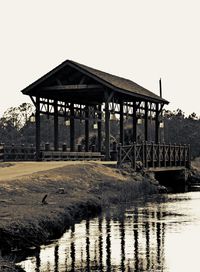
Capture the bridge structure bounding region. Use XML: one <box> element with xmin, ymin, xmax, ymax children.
<box><xmin>1</xmin><ymin>59</ymin><xmax>190</xmax><ymax>174</ymax></box>
<box><xmin>117</xmin><ymin>142</ymin><xmax>191</xmax><ymax>192</ymax></box>
<box><xmin>117</xmin><ymin>142</ymin><xmax>191</xmax><ymax>170</ymax></box>
<box><xmin>18</xmin><ymin>59</ymin><xmax>169</xmax><ymax>162</ymax></box>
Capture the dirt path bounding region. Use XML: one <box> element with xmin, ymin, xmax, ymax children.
<box><xmin>0</xmin><ymin>161</ymin><xmax>117</xmax><ymax>181</ymax></box>
<box><xmin>0</xmin><ymin>161</ymin><xmax>84</xmax><ymax>181</ymax></box>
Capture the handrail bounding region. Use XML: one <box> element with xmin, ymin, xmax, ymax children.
<box><xmin>117</xmin><ymin>142</ymin><xmax>191</xmax><ymax>170</ymax></box>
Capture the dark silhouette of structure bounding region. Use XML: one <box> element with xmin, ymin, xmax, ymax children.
<box><xmin>21</xmin><ymin>60</ymin><xmax>168</xmax><ymax>161</ymax></box>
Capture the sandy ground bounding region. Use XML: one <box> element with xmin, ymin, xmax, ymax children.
<box><xmin>191</xmin><ymin>159</ymin><xmax>200</xmax><ymax>171</ymax></box>
<box><xmin>0</xmin><ymin>161</ymin><xmax>117</xmax><ymax>181</ymax></box>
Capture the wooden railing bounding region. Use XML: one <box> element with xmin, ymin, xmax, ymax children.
<box><xmin>0</xmin><ymin>145</ymin><xmax>4</xmax><ymax>162</ymax></box>
<box><xmin>0</xmin><ymin>144</ymin><xmax>103</xmax><ymax>161</ymax></box>
<box><xmin>117</xmin><ymin>142</ymin><xmax>191</xmax><ymax>170</ymax></box>
<box><xmin>0</xmin><ymin>145</ymin><xmax>36</xmax><ymax>161</ymax></box>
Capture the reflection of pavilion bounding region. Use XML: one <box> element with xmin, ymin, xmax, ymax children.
<box><xmin>19</xmin><ymin>206</ymin><xmax>166</xmax><ymax>271</ymax></box>
<box><xmin>21</xmin><ymin>60</ymin><xmax>168</xmax><ymax>161</ymax></box>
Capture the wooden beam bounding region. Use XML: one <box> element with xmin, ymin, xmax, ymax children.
<box><xmin>105</xmin><ymin>100</ymin><xmax>110</xmax><ymax>160</ymax></box>
<box><xmin>54</xmin><ymin>100</ymin><xmax>59</xmax><ymax>151</ymax></box>
<box><xmin>97</xmin><ymin>105</ymin><xmax>102</xmax><ymax>152</ymax></box>
<box><xmin>155</xmin><ymin>103</ymin><xmax>159</xmax><ymax>143</ymax></box>
<box><xmin>42</xmin><ymin>84</ymin><xmax>102</xmax><ymax>91</ymax></box>
<box><xmin>30</xmin><ymin>96</ymin><xmax>36</xmax><ymax>106</ymax></box>
<box><xmin>132</xmin><ymin>101</ymin><xmax>137</xmax><ymax>142</ymax></box>
<box><xmin>79</xmin><ymin>76</ymin><xmax>86</xmax><ymax>84</ymax></box>
<box><xmin>144</xmin><ymin>101</ymin><xmax>148</xmax><ymax>141</ymax></box>
<box><xmin>120</xmin><ymin>101</ymin><xmax>124</xmax><ymax>145</ymax></box>
<box><xmin>35</xmin><ymin>97</ymin><xmax>40</xmax><ymax>161</ymax></box>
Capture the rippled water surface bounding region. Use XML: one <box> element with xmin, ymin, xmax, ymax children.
<box><xmin>18</xmin><ymin>192</ymin><xmax>200</xmax><ymax>271</ymax></box>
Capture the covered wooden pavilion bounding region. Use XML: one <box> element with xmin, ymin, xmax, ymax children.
<box><xmin>21</xmin><ymin>60</ymin><xmax>169</xmax><ymax>160</ymax></box>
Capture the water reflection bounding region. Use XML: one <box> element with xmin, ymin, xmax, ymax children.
<box><xmin>18</xmin><ymin>192</ymin><xmax>200</xmax><ymax>272</ymax></box>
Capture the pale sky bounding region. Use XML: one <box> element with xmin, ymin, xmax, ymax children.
<box><xmin>0</xmin><ymin>0</ymin><xmax>199</xmax><ymax>117</ymax></box>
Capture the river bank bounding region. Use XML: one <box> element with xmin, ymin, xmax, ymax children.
<box><xmin>0</xmin><ymin>161</ymin><xmax>160</xmax><ymax>271</ymax></box>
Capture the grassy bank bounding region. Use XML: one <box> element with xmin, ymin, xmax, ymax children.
<box><xmin>0</xmin><ymin>162</ymin><xmax>159</xmax><ymax>271</ymax></box>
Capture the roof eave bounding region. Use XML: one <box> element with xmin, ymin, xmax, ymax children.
<box><xmin>21</xmin><ymin>59</ymin><xmax>169</xmax><ymax>105</ymax></box>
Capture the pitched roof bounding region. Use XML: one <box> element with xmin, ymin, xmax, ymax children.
<box><xmin>22</xmin><ymin>60</ymin><xmax>169</xmax><ymax>104</ymax></box>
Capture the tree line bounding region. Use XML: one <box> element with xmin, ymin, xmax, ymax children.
<box><xmin>0</xmin><ymin>103</ymin><xmax>199</xmax><ymax>158</ymax></box>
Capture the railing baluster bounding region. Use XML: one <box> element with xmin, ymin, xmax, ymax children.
<box><xmin>179</xmin><ymin>144</ymin><xmax>181</xmax><ymax>166</ymax></box>
<box><xmin>169</xmin><ymin>143</ymin><xmax>172</xmax><ymax>167</ymax></box>
<box><xmin>174</xmin><ymin>144</ymin><xmax>177</xmax><ymax>167</ymax></box>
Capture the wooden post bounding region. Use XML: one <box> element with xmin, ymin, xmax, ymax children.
<box><xmin>97</xmin><ymin>104</ymin><xmax>102</xmax><ymax>152</ymax></box>
<box><xmin>105</xmin><ymin>100</ymin><xmax>110</xmax><ymax>161</ymax></box>
<box><xmin>158</xmin><ymin>142</ymin><xmax>161</xmax><ymax>167</ymax></box>
<box><xmin>155</xmin><ymin>103</ymin><xmax>159</xmax><ymax>144</ymax></box>
<box><xmin>163</xmin><ymin>143</ymin><xmax>166</xmax><ymax>167</ymax></box>
<box><xmin>132</xmin><ymin>142</ymin><xmax>136</xmax><ymax>170</ymax></box>
<box><xmin>85</xmin><ymin>105</ymin><xmax>89</xmax><ymax>152</ymax></box>
<box><xmin>144</xmin><ymin>141</ymin><xmax>148</xmax><ymax>168</ymax></box>
<box><xmin>184</xmin><ymin>144</ymin><xmax>187</xmax><ymax>167</ymax></box>
<box><xmin>144</xmin><ymin>101</ymin><xmax>148</xmax><ymax>142</ymax></box>
<box><xmin>120</xmin><ymin>101</ymin><xmax>124</xmax><ymax>145</ymax></box>
<box><xmin>133</xmin><ymin>101</ymin><xmax>137</xmax><ymax>143</ymax></box>
<box><xmin>142</xmin><ymin>141</ymin><xmax>145</xmax><ymax>166</ymax></box>
<box><xmin>54</xmin><ymin>100</ymin><xmax>59</xmax><ymax>151</ymax></box>
<box><xmin>35</xmin><ymin>96</ymin><xmax>40</xmax><ymax>161</ymax></box>
<box><xmin>70</xmin><ymin>103</ymin><xmax>75</xmax><ymax>152</ymax></box>
<box><xmin>152</xmin><ymin>142</ymin><xmax>155</xmax><ymax>168</ymax></box>
<box><xmin>117</xmin><ymin>143</ymin><xmax>122</xmax><ymax>167</ymax></box>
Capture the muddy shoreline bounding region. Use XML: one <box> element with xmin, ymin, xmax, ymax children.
<box><xmin>0</xmin><ymin>162</ymin><xmax>164</xmax><ymax>271</ymax></box>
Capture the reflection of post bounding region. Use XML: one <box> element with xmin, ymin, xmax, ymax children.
<box><xmin>156</xmin><ymin>211</ymin><xmax>161</xmax><ymax>266</ymax></box>
<box><xmin>106</xmin><ymin>217</ymin><xmax>111</xmax><ymax>272</ymax></box>
<box><xmin>35</xmin><ymin>249</ymin><xmax>40</xmax><ymax>272</ymax></box>
<box><xmin>54</xmin><ymin>245</ymin><xmax>59</xmax><ymax>272</ymax></box>
<box><xmin>145</xmin><ymin>222</ymin><xmax>150</xmax><ymax>270</ymax></box>
<box><xmin>133</xmin><ymin>208</ymin><xmax>139</xmax><ymax>271</ymax></box>
<box><xmin>70</xmin><ymin>225</ymin><xmax>75</xmax><ymax>272</ymax></box>
<box><xmin>98</xmin><ymin>217</ymin><xmax>103</xmax><ymax>271</ymax></box>
<box><xmin>120</xmin><ymin>216</ymin><xmax>125</xmax><ymax>272</ymax></box>
<box><xmin>86</xmin><ymin>219</ymin><xmax>90</xmax><ymax>271</ymax></box>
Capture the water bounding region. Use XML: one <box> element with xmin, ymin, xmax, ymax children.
<box><xmin>18</xmin><ymin>192</ymin><xmax>200</xmax><ymax>271</ymax></box>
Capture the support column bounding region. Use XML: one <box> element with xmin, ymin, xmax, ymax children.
<box><xmin>144</xmin><ymin>101</ymin><xmax>148</xmax><ymax>142</ymax></box>
<box><xmin>133</xmin><ymin>101</ymin><xmax>137</xmax><ymax>142</ymax></box>
<box><xmin>54</xmin><ymin>100</ymin><xmax>59</xmax><ymax>151</ymax></box>
<box><xmin>155</xmin><ymin>103</ymin><xmax>159</xmax><ymax>144</ymax></box>
<box><xmin>85</xmin><ymin>105</ymin><xmax>89</xmax><ymax>152</ymax></box>
<box><xmin>119</xmin><ymin>101</ymin><xmax>124</xmax><ymax>145</ymax></box>
<box><xmin>70</xmin><ymin>103</ymin><xmax>75</xmax><ymax>151</ymax></box>
<box><xmin>97</xmin><ymin>104</ymin><xmax>102</xmax><ymax>152</ymax></box>
<box><xmin>35</xmin><ymin>96</ymin><xmax>40</xmax><ymax>161</ymax></box>
<box><xmin>105</xmin><ymin>100</ymin><xmax>110</xmax><ymax>160</ymax></box>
